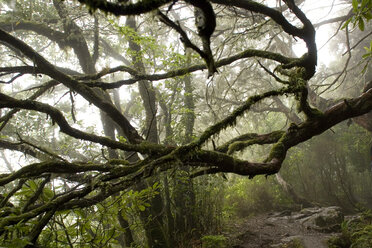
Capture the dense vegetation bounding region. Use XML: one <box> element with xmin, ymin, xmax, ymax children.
<box><xmin>0</xmin><ymin>0</ymin><xmax>371</xmax><ymax>247</ymax></box>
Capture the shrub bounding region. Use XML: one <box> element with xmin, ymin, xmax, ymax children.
<box><xmin>201</xmin><ymin>235</ymin><xmax>227</xmax><ymax>248</ymax></box>
<box><xmin>328</xmin><ymin>210</ymin><xmax>372</xmax><ymax>248</ymax></box>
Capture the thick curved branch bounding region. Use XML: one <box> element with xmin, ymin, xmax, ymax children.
<box><xmin>157</xmin><ymin>10</ymin><xmax>205</xmax><ymax>60</ymax></box>
<box><xmin>283</xmin><ymin>0</ymin><xmax>316</xmax><ymax>78</ymax></box>
<box><xmin>77</xmin><ymin>0</ymin><xmax>172</xmax><ymax>16</ymax></box>
<box><xmin>211</xmin><ymin>0</ymin><xmax>317</xmax><ymax>78</ymax></box>
<box><xmin>0</xmin><ymin>185</ymin><xmax>92</xmax><ymax>231</ymax></box>
<box><xmin>0</xmin><ymin>65</ymin><xmax>42</xmax><ymax>75</ymax></box>
<box><xmin>0</xmin><ymin>139</ymin><xmax>51</xmax><ymax>161</ymax></box>
<box><xmin>187</xmin><ymin>150</ymin><xmax>282</xmax><ymax>177</ymax></box>
<box><xmin>189</xmin><ymin>89</ymin><xmax>372</xmax><ymax>177</ymax></box>
<box><xmin>0</xmin><ymin>93</ymin><xmax>168</xmax><ymax>156</ymax></box>
<box><xmin>0</xmin><ymin>179</ymin><xmax>26</xmax><ymax>209</ymax></box>
<box><xmin>216</xmin><ymin>130</ymin><xmax>285</xmax><ymax>154</ymax></box>
<box><xmin>53</xmin><ymin>0</ymin><xmax>95</xmax><ymax>74</ymax></box>
<box><xmin>0</xmin><ymin>80</ymin><xmax>59</xmax><ymax>131</ymax></box>
<box><xmin>22</xmin><ymin>175</ymin><xmax>51</xmax><ymax>213</ymax></box>
<box><xmin>0</xmin><ymin>160</ymin><xmax>148</xmax><ymax>230</ymax></box>
<box><xmin>210</xmin><ymin>0</ymin><xmax>305</xmax><ymax>38</ymax></box>
<box><xmin>192</xmin><ymin>86</ymin><xmax>298</xmax><ymax>147</ymax></box>
<box><xmin>284</xmin><ymin>89</ymin><xmax>372</xmax><ymax>148</ymax></box>
<box><xmin>0</xmin><ymin>161</ymin><xmax>112</xmax><ymax>186</ymax></box>
<box><xmin>0</xmin><ymin>21</ymin><xmax>67</xmax><ymax>48</ymax></box>
<box><xmin>26</xmin><ymin>208</ymin><xmax>56</xmax><ymax>245</ymax></box>
<box><xmin>81</xmin><ymin>48</ymin><xmax>296</xmax><ymax>90</ymax></box>
<box><xmin>1</xmin><ymin>89</ymin><xmax>370</xmax><ymax>232</ymax></box>
<box><xmin>0</xmin><ymin>28</ymin><xmax>142</xmax><ymax>143</ymax></box>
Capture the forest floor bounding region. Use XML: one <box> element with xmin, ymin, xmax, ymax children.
<box><xmin>225</xmin><ymin>210</ymin><xmax>338</xmax><ymax>248</ymax></box>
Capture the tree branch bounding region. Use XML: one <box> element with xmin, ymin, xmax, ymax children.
<box><xmin>77</xmin><ymin>0</ymin><xmax>172</xmax><ymax>16</ymax></box>
<box><xmin>0</xmin><ymin>28</ymin><xmax>143</xmax><ymax>143</ymax></box>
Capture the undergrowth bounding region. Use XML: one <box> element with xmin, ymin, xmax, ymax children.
<box><xmin>328</xmin><ymin>209</ymin><xmax>372</xmax><ymax>248</ymax></box>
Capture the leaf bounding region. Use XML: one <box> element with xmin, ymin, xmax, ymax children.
<box><xmin>42</xmin><ymin>188</ymin><xmax>54</xmax><ymax>200</ymax></box>
<box><xmin>29</xmin><ymin>180</ymin><xmax>38</xmax><ymax>191</ymax></box>
<box><xmin>352</xmin><ymin>0</ymin><xmax>359</xmax><ymax>12</ymax></box>
<box><xmin>363</xmin><ymin>11</ymin><xmax>372</xmax><ymax>21</ymax></box>
<box><xmin>361</xmin><ymin>0</ymin><xmax>369</xmax><ymax>8</ymax></box>
<box><xmin>362</xmin><ymin>53</ymin><xmax>369</xmax><ymax>59</ymax></box>
<box><xmin>342</xmin><ymin>18</ymin><xmax>352</xmax><ymax>29</ymax></box>
<box><xmin>358</xmin><ymin>18</ymin><xmax>365</xmax><ymax>31</ymax></box>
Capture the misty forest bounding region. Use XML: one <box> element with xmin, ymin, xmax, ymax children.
<box><xmin>0</xmin><ymin>0</ymin><xmax>372</xmax><ymax>247</ymax></box>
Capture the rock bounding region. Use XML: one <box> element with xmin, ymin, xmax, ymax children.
<box><xmin>270</xmin><ymin>235</ymin><xmax>304</xmax><ymax>248</ymax></box>
<box><xmin>270</xmin><ymin>243</ymin><xmax>284</xmax><ymax>248</ymax></box>
<box><xmin>281</xmin><ymin>235</ymin><xmax>303</xmax><ymax>243</ymax></box>
<box><xmin>291</xmin><ymin>213</ymin><xmax>308</xmax><ymax>220</ymax></box>
<box><xmin>270</xmin><ymin>210</ymin><xmax>292</xmax><ymax>217</ymax></box>
<box><xmin>300</xmin><ymin>207</ymin><xmax>322</xmax><ymax>216</ymax></box>
<box><xmin>299</xmin><ymin>206</ymin><xmax>344</xmax><ymax>233</ymax></box>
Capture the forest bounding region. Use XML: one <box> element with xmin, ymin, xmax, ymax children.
<box><xmin>0</xmin><ymin>0</ymin><xmax>371</xmax><ymax>247</ymax></box>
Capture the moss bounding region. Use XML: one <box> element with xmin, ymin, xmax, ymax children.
<box><xmin>136</xmin><ymin>141</ymin><xmax>169</xmax><ymax>155</ymax></box>
<box><xmin>327</xmin><ymin>234</ymin><xmax>351</xmax><ymax>248</ymax></box>
<box><xmin>201</xmin><ymin>235</ymin><xmax>227</xmax><ymax>248</ymax></box>
<box><xmin>227</xmin><ymin>141</ymin><xmax>248</xmax><ymax>154</ymax></box>
<box><xmin>227</xmin><ymin>131</ymin><xmax>285</xmax><ymax>154</ymax></box>
<box><xmin>267</xmin><ymin>139</ymin><xmax>286</xmax><ymax>162</ymax></box>
<box><xmin>194</xmin><ymin>88</ymin><xmax>295</xmax><ymax>147</ymax></box>
<box><xmin>280</xmin><ymin>238</ymin><xmax>304</xmax><ymax>248</ymax></box>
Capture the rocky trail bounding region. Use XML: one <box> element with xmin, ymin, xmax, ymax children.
<box><xmin>227</xmin><ymin>207</ymin><xmax>345</xmax><ymax>248</ymax></box>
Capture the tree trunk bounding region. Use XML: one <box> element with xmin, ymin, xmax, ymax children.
<box><xmin>125</xmin><ymin>15</ymin><xmax>167</xmax><ymax>247</ymax></box>
<box><xmin>275</xmin><ymin>172</ymin><xmax>313</xmax><ymax>208</ymax></box>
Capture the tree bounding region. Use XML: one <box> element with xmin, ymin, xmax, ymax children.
<box><xmin>0</xmin><ymin>0</ymin><xmax>371</xmax><ymax>246</ymax></box>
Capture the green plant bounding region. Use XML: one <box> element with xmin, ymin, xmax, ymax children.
<box><xmin>281</xmin><ymin>238</ymin><xmax>304</xmax><ymax>248</ymax></box>
<box><xmin>343</xmin><ymin>0</ymin><xmax>372</xmax><ymax>31</ymax></box>
<box><xmin>328</xmin><ymin>210</ymin><xmax>372</xmax><ymax>248</ymax></box>
<box><xmin>201</xmin><ymin>235</ymin><xmax>227</xmax><ymax>248</ymax></box>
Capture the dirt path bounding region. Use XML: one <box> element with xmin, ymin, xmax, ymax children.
<box><xmin>228</xmin><ymin>212</ymin><xmax>335</xmax><ymax>248</ymax></box>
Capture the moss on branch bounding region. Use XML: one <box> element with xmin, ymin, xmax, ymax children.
<box><xmin>192</xmin><ymin>87</ymin><xmax>298</xmax><ymax>148</ymax></box>
<box><xmin>0</xmin><ymin>161</ymin><xmax>115</xmax><ymax>187</ymax></box>
<box><xmin>227</xmin><ymin>131</ymin><xmax>285</xmax><ymax>154</ymax></box>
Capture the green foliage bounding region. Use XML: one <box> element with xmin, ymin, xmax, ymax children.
<box><xmin>192</xmin><ymin>175</ymin><xmax>226</xmax><ymax>235</ymax></box>
<box><xmin>328</xmin><ymin>210</ymin><xmax>372</xmax><ymax>248</ymax></box>
<box><xmin>342</xmin><ymin>0</ymin><xmax>372</xmax><ymax>72</ymax></box>
<box><xmin>37</xmin><ymin>207</ymin><xmax>122</xmax><ymax>248</ymax></box>
<box><xmin>118</xmin><ymin>135</ymin><xmax>128</xmax><ymax>143</ymax></box>
<box><xmin>280</xmin><ymin>238</ymin><xmax>304</xmax><ymax>248</ymax></box>
<box><xmin>121</xmin><ymin>182</ymin><xmax>161</xmax><ymax>215</ymax></box>
<box><xmin>201</xmin><ymin>235</ymin><xmax>227</xmax><ymax>248</ymax></box>
<box><xmin>224</xmin><ymin>176</ymin><xmax>292</xmax><ymax>218</ymax></box>
<box><xmin>361</xmin><ymin>40</ymin><xmax>372</xmax><ymax>72</ymax></box>
<box><xmin>0</xmin><ymin>181</ymin><xmax>161</xmax><ymax>247</ymax></box>
<box><xmin>1</xmin><ymin>0</ymin><xmax>371</xmax><ymax>247</ymax></box>
<box><xmin>362</xmin><ymin>41</ymin><xmax>372</xmax><ymax>59</ymax></box>
<box><xmin>343</xmin><ymin>0</ymin><xmax>372</xmax><ymax>31</ymax></box>
<box><xmin>281</xmin><ymin>123</ymin><xmax>372</xmax><ymax>211</ymax></box>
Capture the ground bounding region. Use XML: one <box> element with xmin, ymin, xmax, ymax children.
<box><xmin>226</xmin><ymin>210</ymin><xmax>338</xmax><ymax>248</ymax></box>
